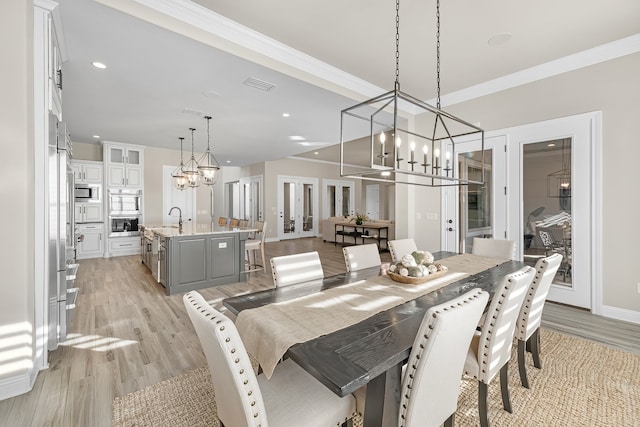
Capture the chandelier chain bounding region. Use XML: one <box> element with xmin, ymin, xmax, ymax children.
<box><xmin>179</xmin><ymin>137</ymin><xmax>184</xmax><ymax>167</ymax></box>
<box><xmin>395</xmin><ymin>0</ymin><xmax>400</xmax><ymax>90</ymax></box>
<box><xmin>436</xmin><ymin>0</ymin><xmax>441</xmax><ymax>109</ymax></box>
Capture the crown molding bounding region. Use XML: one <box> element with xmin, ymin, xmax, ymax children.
<box><xmin>114</xmin><ymin>1</ymin><xmax>640</xmax><ymax>110</ymax></box>
<box><xmin>432</xmin><ymin>33</ymin><xmax>640</xmax><ymax>107</ymax></box>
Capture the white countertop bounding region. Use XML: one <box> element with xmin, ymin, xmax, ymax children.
<box><xmin>141</xmin><ymin>223</ymin><xmax>258</xmax><ymax>238</ymax></box>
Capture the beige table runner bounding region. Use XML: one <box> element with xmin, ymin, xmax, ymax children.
<box><xmin>236</xmin><ymin>253</ymin><xmax>508</xmax><ymax>378</ymax></box>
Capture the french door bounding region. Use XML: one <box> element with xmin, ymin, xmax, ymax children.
<box><xmin>323</xmin><ymin>179</ymin><xmax>354</xmax><ymax>218</ymax></box>
<box><xmin>239</xmin><ymin>175</ymin><xmax>263</xmax><ymax>224</ymax></box>
<box><xmin>443</xmin><ymin>135</ymin><xmax>507</xmax><ymax>254</ymax></box>
<box><xmin>277</xmin><ymin>176</ymin><xmax>318</xmax><ymax>240</ymax></box>
<box><xmin>507</xmin><ymin>114</ymin><xmax>597</xmax><ymax>309</ymax></box>
<box><xmin>445</xmin><ymin>114</ymin><xmax>598</xmax><ymax>309</ymax></box>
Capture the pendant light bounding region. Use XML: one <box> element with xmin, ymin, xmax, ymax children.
<box><xmin>197</xmin><ymin>115</ymin><xmax>221</xmax><ymax>185</ymax></box>
<box><xmin>171</xmin><ymin>137</ymin><xmax>188</xmax><ymax>191</ymax></box>
<box><xmin>182</xmin><ymin>127</ymin><xmax>201</xmax><ymax>188</ymax></box>
<box><xmin>547</xmin><ymin>139</ymin><xmax>572</xmax><ymax>200</ymax></box>
<box><xmin>339</xmin><ymin>0</ymin><xmax>485</xmax><ymax>187</ymax></box>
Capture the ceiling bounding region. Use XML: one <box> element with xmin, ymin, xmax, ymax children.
<box><xmin>58</xmin><ymin>0</ymin><xmax>640</xmax><ymax>166</ymax></box>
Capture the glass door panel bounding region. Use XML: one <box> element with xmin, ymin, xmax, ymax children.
<box><xmin>522</xmin><ymin>139</ymin><xmax>572</xmax><ymax>288</ymax></box>
<box><xmin>459</xmin><ymin>149</ymin><xmax>493</xmax><ymax>253</ymax></box>
<box><xmin>278</xmin><ymin>176</ymin><xmax>318</xmax><ymax>239</ymax></box>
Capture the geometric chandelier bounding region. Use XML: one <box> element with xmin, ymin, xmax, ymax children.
<box><xmin>339</xmin><ymin>0</ymin><xmax>485</xmax><ymax>187</ymax></box>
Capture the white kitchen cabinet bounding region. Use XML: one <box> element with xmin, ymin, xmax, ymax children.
<box><xmin>77</xmin><ymin>223</ymin><xmax>104</xmax><ymax>259</ymax></box>
<box><xmin>72</xmin><ymin>160</ymin><xmax>102</xmax><ymax>184</ymax></box>
<box><xmin>104</xmin><ymin>144</ymin><xmax>143</xmax><ymax>189</ymax></box>
<box><xmin>75</xmin><ymin>203</ymin><xmax>103</xmax><ymax>222</ymax></box>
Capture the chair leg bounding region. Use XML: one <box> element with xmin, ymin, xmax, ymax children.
<box><xmin>500</xmin><ymin>364</ymin><xmax>512</xmax><ymax>413</ymax></box>
<box><xmin>530</xmin><ymin>328</ymin><xmax>542</xmax><ymax>369</ymax></box>
<box><xmin>518</xmin><ymin>339</ymin><xmax>530</xmax><ymax>389</ymax></box>
<box><xmin>478</xmin><ymin>381</ymin><xmax>490</xmax><ymax>427</ymax></box>
<box><xmin>444</xmin><ymin>412</ymin><xmax>455</xmax><ymax>427</ymax></box>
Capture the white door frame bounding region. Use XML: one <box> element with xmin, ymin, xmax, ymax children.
<box><xmin>506</xmin><ymin>112</ymin><xmax>601</xmax><ymax>310</ymax></box>
<box><xmin>442</xmin><ymin>135</ymin><xmax>508</xmax><ymax>253</ymax></box>
<box><xmin>277</xmin><ymin>175</ymin><xmax>319</xmax><ymax>240</ymax></box>
<box><xmin>322</xmin><ymin>179</ymin><xmax>355</xmax><ymax>218</ymax></box>
<box><xmin>442</xmin><ymin>112</ymin><xmax>601</xmax><ymax>311</ymax></box>
<box><xmin>239</xmin><ymin>175</ymin><xmax>264</xmax><ymax>223</ymax></box>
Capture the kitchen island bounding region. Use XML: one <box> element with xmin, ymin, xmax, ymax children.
<box><xmin>140</xmin><ymin>223</ymin><xmax>257</xmax><ymax>295</ymax></box>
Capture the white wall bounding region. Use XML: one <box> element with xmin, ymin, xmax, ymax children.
<box><xmin>0</xmin><ymin>0</ymin><xmax>35</xmax><ymax>388</ymax></box>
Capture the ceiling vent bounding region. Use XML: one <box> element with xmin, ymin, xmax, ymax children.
<box><xmin>182</xmin><ymin>107</ymin><xmax>203</xmax><ymax>116</ymax></box>
<box><xmin>243</xmin><ymin>77</ymin><xmax>276</xmax><ymax>92</ymax></box>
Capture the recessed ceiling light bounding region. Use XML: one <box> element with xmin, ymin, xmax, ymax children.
<box><xmin>547</xmin><ymin>143</ymin><xmax>556</xmax><ymax>147</ymax></box>
<box><xmin>203</xmin><ymin>90</ymin><xmax>219</xmax><ymax>98</ymax></box>
<box><xmin>289</xmin><ymin>136</ymin><xmax>305</xmax><ymax>141</ymax></box>
<box><xmin>487</xmin><ymin>32</ymin><xmax>512</xmax><ymax>47</ymax></box>
<box><xmin>91</xmin><ymin>61</ymin><xmax>107</xmax><ymax>69</ymax></box>
<box><xmin>282</xmin><ymin>113</ymin><xmax>290</xmax><ymax>118</ymax></box>
<box><xmin>92</xmin><ymin>135</ymin><xmax>100</xmax><ymax>139</ymax></box>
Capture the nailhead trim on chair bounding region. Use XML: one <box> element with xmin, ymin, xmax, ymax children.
<box><xmin>185</xmin><ymin>292</ymin><xmax>265</xmax><ymax>426</ymax></box>
<box><xmin>399</xmin><ymin>289</ymin><xmax>486</xmax><ymax>426</ymax></box>
<box><xmin>517</xmin><ymin>257</ymin><xmax>548</xmax><ymax>336</ymax></box>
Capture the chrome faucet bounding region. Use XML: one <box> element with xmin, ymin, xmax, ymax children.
<box><xmin>168</xmin><ymin>206</ymin><xmax>183</xmax><ymax>232</ymax></box>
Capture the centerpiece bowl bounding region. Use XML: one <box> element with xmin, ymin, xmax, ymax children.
<box><xmin>386</xmin><ymin>251</ymin><xmax>448</xmax><ymax>284</ymax></box>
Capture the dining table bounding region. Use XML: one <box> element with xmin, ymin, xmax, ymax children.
<box><xmin>223</xmin><ymin>251</ymin><xmax>526</xmax><ymax>427</ymax></box>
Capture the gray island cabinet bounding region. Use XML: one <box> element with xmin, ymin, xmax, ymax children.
<box><xmin>142</xmin><ymin>223</ymin><xmax>256</xmax><ymax>295</ymax></box>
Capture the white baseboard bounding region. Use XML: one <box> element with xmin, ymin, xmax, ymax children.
<box><xmin>600</xmin><ymin>305</ymin><xmax>640</xmax><ymax>325</ymax></box>
<box><xmin>0</xmin><ymin>368</ymin><xmax>37</xmax><ymax>401</ymax></box>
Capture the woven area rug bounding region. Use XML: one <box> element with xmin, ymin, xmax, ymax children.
<box><xmin>112</xmin><ymin>329</ymin><xmax>640</xmax><ymax>426</ymax></box>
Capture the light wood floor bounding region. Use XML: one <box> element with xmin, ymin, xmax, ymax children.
<box><xmin>1</xmin><ymin>237</ymin><xmax>638</xmax><ymax>426</ymax></box>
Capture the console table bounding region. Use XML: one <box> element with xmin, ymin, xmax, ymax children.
<box><xmin>334</xmin><ymin>222</ymin><xmax>389</xmax><ymax>250</ymax></box>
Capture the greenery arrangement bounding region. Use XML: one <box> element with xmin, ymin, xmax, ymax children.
<box><xmin>388</xmin><ymin>251</ymin><xmax>446</xmax><ymax>278</ymax></box>
<box><xmin>350</xmin><ymin>212</ymin><xmax>369</xmax><ymax>225</ymax></box>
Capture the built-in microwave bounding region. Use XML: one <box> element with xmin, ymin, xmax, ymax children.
<box><xmin>74</xmin><ymin>184</ymin><xmax>101</xmax><ymax>203</ymax></box>
<box><xmin>109</xmin><ymin>216</ymin><xmax>140</xmax><ymax>237</ymax></box>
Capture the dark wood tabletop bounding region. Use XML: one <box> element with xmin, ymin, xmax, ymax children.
<box><xmin>223</xmin><ymin>251</ymin><xmax>526</xmax><ymax>398</ymax></box>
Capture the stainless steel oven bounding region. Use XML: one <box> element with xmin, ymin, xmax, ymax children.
<box><xmin>108</xmin><ymin>188</ymin><xmax>141</xmax><ymax>216</ymax></box>
<box><xmin>109</xmin><ymin>216</ymin><xmax>141</xmax><ymax>237</ymax></box>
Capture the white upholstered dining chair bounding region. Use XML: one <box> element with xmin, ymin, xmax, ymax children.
<box><xmin>342</xmin><ymin>244</ymin><xmax>381</xmax><ymax>272</ymax></box>
<box><xmin>516</xmin><ymin>253</ymin><xmax>563</xmax><ymax>388</ymax></box>
<box><xmin>400</xmin><ymin>289</ymin><xmax>489</xmax><ymax>427</ymax></box>
<box><xmin>471</xmin><ymin>237</ymin><xmax>516</xmax><ymax>260</ymax></box>
<box><xmin>245</xmin><ymin>221</ymin><xmax>266</xmax><ymax>273</ymax></box>
<box><xmin>183</xmin><ymin>291</ymin><xmax>356</xmax><ymax>427</ymax></box>
<box><xmin>270</xmin><ymin>251</ymin><xmax>324</xmax><ymax>287</ymax></box>
<box><xmin>388</xmin><ymin>238</ymin><xmax>418</xmax><ymax>263</ymax></box>
<box><xmin>463</xmin><ymin>266</ymin><xmax>536</xmax><ymax>427</ymax></box>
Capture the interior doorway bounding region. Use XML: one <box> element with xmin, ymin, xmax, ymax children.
<box><xmin>277</xmin><ymin>175</ymin><xmax>318</xmax><ymax>240</ymax></box>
